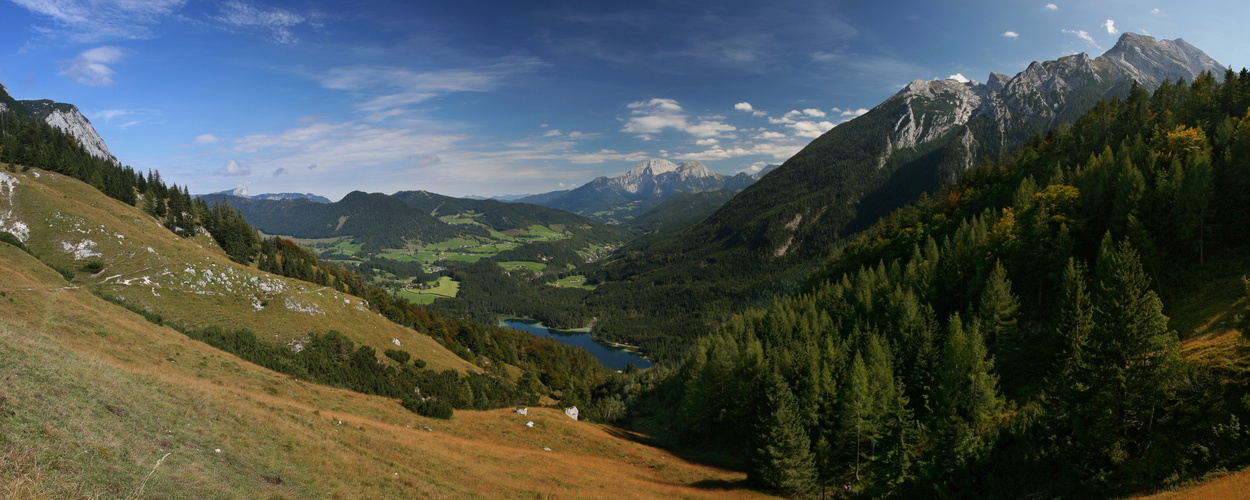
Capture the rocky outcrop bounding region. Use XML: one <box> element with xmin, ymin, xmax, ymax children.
<box><xmin>17</xmin><ymin>99</ymin><xmax>114</xmax><ymax>161</ymax></box>
<box><xmin>1097</xmin><ymin>33</ymin><xmax>1224</xmax><ymax>89</ymax></box>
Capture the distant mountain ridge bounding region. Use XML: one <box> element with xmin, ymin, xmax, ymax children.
<box><xmin>197</xmin><ymin>189</ymin><xmax>331</xmax><ymax>204</ymax></box>
<box><xmin>518</xmin><ymin>158</ymin><xmax>758</xmax><ymax>222</ymax></box>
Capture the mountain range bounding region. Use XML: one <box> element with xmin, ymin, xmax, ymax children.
<box><xmin>581</xmin><ymin>32</ymin><xmax>1227</xmax><ymax>356</ymax></box>
<box><xmin>197</xmin><ymin>188</ymin><xmax>332</xmax><ymax>204</ymax></box>
<box><xmin>516</xmin><ymin>158</ymin><xmax>765</xmax><ymax>223</ymax></box>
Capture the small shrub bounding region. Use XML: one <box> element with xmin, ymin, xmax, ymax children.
<box><xmin>50</xmin><ymin>264</ymin><xmax>75</xmax><ymax>282</ymax></box>
<box><xmin>81</xmin><ymin>260</ymin><xmax>105</xmax><ymax>273</ymax></box>
<box><xmin>413</xmin><ymin>358</ymin><xmax>427</xmax><ymax>369</ymax></box>
<box><xmin>0</xmin><ymin>232</ymin><xmax>29</xmax><ymax>254</ymax></box>
<box><xmin>384</xmin><ymin>349</ymin><xmax>411</xmax><ymax>365</ymax></box>
<box><xmin>401</xmin><ymin>397</ymin><xmax>453</xmax><ymax>419</ymax></box>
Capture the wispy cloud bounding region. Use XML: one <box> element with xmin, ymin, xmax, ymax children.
<box><xmin>1002</xmin><ymin>31</ymin><xmax>1019</xmax><ymax>39</ymax></box>
<box><xmin>1101</xmin><ymin>19</ymin><xmax>1118</xmax><ymax>35</ymax></box>
<box><xmin>87</xmin><ymin>107</ymin><xmax>163</xmax><ymax>128</ymax></box>
<box><xmin>1045</xmin><ymin>3</ymin><xmax>1058</xmax><ymax>11</ymax></box>
<box><xmin>320</xmin><ymin>56</ymin><xmax>546</xmax><ymax>112</ymax></box>
<box><xmin>12</xmin><ymin>0</ymin><xmax>184</xmax><ymax>42</ymax></box>
<box><xmin>672</xmin><ymin>142</ymin><xmax>802</xmax><ymax>162</ymax></box>
<box><xmin>1062</xmin><ymin>29</ymin><xmax>1102</xmax><ymax>50</ymax></box>
<box><xmin>215</xmin><ymin>1</ymin><xmax>313</xmax><ymax>45</ymax></box>
<box><xmin>194</xmin><ymin>133</ymin><xmax>220</xmax><ymax>145</ymax></box>
<box><xmin>60</xmin><ymin>46</ymin><xmax>124</xmax><ymax>85</ymax></box>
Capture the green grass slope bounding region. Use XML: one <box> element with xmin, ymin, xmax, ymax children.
<box><xmin>2</xmin><ymin>168</ymin><xmax>477</xmax><ymax>375</ymax></box>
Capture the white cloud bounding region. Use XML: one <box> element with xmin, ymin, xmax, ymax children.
<box><xmin>221</xmin><ymin>159</ymin><xmax>251</xmax><ymax>177</ymax></box>
<box><xmin>1101</xmin><ymin>19</ymin><xmax>1117</xmax><ymax>35</ymax></box>
<box><xmin>672</xmin><ymin>142</ymin><xmax>802</xmax><ymax>161</ymax></box>
<box><xmin>216</xmin><ymin>1</ymin><xmax>310</xmax><ymax>45</ymax></box>
<box><xmin>543</xmin><ymin>129</ymin><xmax>562</xmax><ymax>137</ymax></box>
<box><xmin>11</xmin><ymin>0</ymin><xmax>184</xmax><ymax>42</ymax></box>
<box><xmin>320</xmin><ymin>56</ymin><xmax>545</xmax><ymax>112</ymax></box>
<box><xmin>696</xmin><ymin>138</ymin><xmax>719</xmax><ymax>146</ymax></box>
<box><xmin>195</xmin><ymin>133</ymin><xmax>220</xmax><ymax>145</ymax></box>
<box><xmin>786</xmin><ymin>120</ymin><xmax>836</xmax><ymax>138</ymax></box>
<box><xmin>802</xmin><ymin>108</ymin><xmax>826</xmax><ymax>117</ymax></box>
<box><xmin>60</xmin><ymin>46</ymin><xmax>123</xmax><ymax>85</ymax></box>
<box><xmin>1062</xmin><ymin>29</ymin><xmax>1102</xmax><ymax>50</ymax></box>
<box><xmin>734</xmin><ymin>102</ymin><xmax>754</xmax><ymax>112</ymax></box>
<box><xmin>1045</xmin><ymin>3</ymin><xmax>1058</xmax><ymax>11</ymax></box>
<box><xmin>833</xmin><ymin>107</ymin><xmax>869</xmax><ymax>118</ymax></box>
<box><xmin>1002</xmin><ymin>31</ymin><xmax>1019</xmax><ymax>39</ymax></box>
<box><xmin>769</xmin><ymin>110</ymin><xmax>806</xmax><ymax>124</ymax></box>
<box><xmin>948</xmin><ymin>73</ymin><xmax>970</xmax><ymax>83</ymax></box>
<box><xmin>622</xmin><ymin>98</ymin><xmax>736</xmax><ymax>138</ymax></box>
<box><xmin>1151</xmin><ymin>8</ymin><xmax>1160</xmax><ymax>14</ymax></box>
<box><xmin>754</xmin><ymin>131</ymin><xmax>786</xmax><ymax>140</ymax></box>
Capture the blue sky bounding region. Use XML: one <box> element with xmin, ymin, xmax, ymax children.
<box><xmin>0</xmin><ymin>0</ymin><xmax>1245</xmax><ymax>200</ymax></box>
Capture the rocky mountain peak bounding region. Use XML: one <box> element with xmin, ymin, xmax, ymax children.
<box><xmin>675</xmin><ymin>161</ymin><xmax>718</xmax><ymax>179</ymax></box>
<box><xmin>1096</xmin><ymin>32</ymin><xmax>1224</xmax><ymax>89</ymax></box>
<box><xmin>626</xmin><ymin>158</ymin><xmax>679</xmax><ymax>177</ymax></box>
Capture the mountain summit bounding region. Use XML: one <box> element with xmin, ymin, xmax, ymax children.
<box><xmin>519</xmin><ymin>158</ymin><xmax>756</xmax><ymax>222</ymax></box>
<box><xmin>1099</xmin><ymin>32</ymin><xmax>1224</xmax><ymax>89</ymax></box>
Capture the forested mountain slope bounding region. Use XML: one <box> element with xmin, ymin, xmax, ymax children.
<box><xmin>393</xmin><ymin>189</ymin><xmax>632</xmax><ymax>243</ymax></box>
<box><xmin>220</xmin><ymin>191</ymin><xmax>470</xmax><ymax>250</ymax></box>
<box><xmin>633</xmin><ymin>69</ymin><xmax>1250</xmax><ymax>498</ymax></box>
<box><xmin>584</xmin><ymin>33</ymin><xmax>1225</xmax><ymax>362</ymax></box>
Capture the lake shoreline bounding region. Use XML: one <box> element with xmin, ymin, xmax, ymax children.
<box><xmin>499</xmin><ymin>317</ymin><xmax>653</xmax><ymax>369</ymax></box>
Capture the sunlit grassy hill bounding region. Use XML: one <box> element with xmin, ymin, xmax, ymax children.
<box><xmin>1</xmin><ymin>168</ymin><xmax>474</xmax><ymax>374</ymax></box>
<box><xmin>0</xmin><ymin>240</ymin><xmax>762</xmax><ymax>498</ymax></box>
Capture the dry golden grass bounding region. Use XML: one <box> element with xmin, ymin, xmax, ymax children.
<box><xmin>1133</xmin><ymin>467</ymin><xmax>1250</xmax><ymax>500</ymax></box>
<box><xmin>0</xmin><ymin>234</ymin><xmax>764</xmax><ymax>498</ymax></box>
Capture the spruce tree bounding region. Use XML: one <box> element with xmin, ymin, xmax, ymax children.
<box><xmin>978</xmin><ymin>259</ymin><xmax>1020</xmax><ymax>348</ymax></box>
<box><xmin>1054</xmin><ymin>258</ymin><xmax>1093</xmax><ymax>378</ymax></box>
<box><xmin>939</xmin><ymin>313</ymin><xmax>1002</xmax><ymax>431</ymax></box>
<box><xmin>750</xmin><ymin>370</ymin><xmax>816</xmax><ymax>498</ymax></box>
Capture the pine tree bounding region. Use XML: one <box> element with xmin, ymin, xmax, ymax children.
<box><xmin>978</xmin><ymin>259</ymin><xmax>1020</xmax><ymax>348</ymax></box>
<box><xmin>750</xmin><ymin>370</ymin><xmax>816</xmax><ymax>498</ymax></box>
<box><xmin>1054</xmin><ymin>258</ymin><xmax>1093</xmax><ymax>378</ymax></box>
<box><xmin>938</xmin><ymin>313</ymin><xmax>1002</xmax><ymax>431</ymax></box>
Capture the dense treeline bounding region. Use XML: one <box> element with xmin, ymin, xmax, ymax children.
<box><xmin>428</xmin><ymin>259</ymin><xmax>597</xmax><ymax>329</ymax></box>
<box><xmin>490</xmin><ymin>239</ymin><xmax>585</xmax><ymax>270</ymax></box>
<box><xmin>636</xmin><ymin>72</ymin><xmax>1250</xmax><ymax>497</ymax></box>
